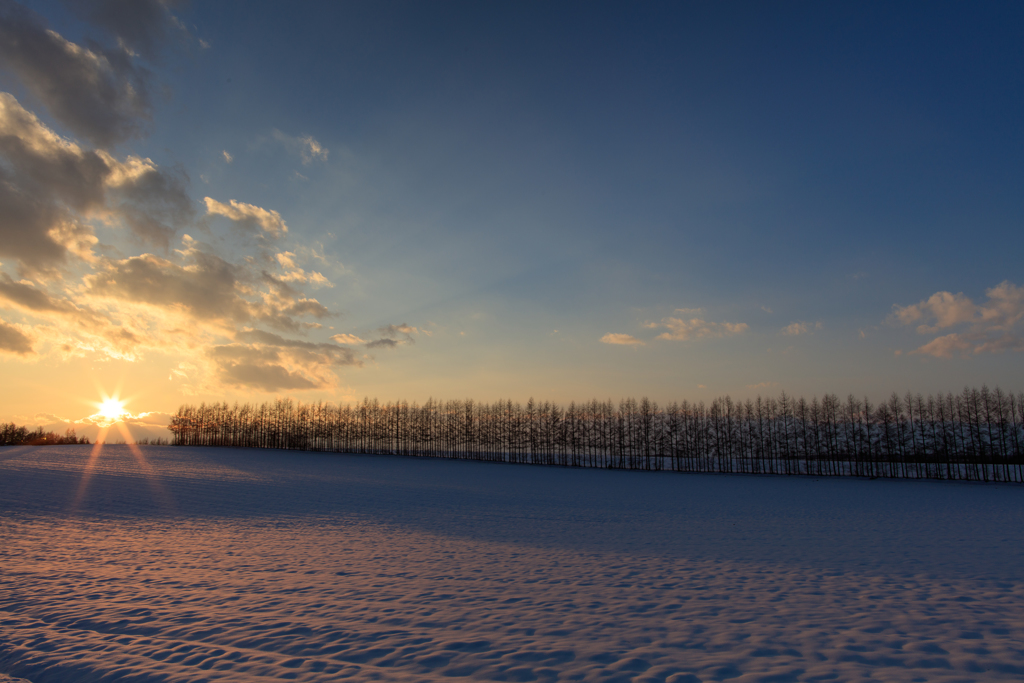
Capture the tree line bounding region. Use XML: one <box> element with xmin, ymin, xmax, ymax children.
<box><xmin>169</xmin><ymin>386</ymin><xmax>1024</xmax><ymax>482</ymax></box>
<box><xmin>0</xmin><ymin>423</ymin><xmax>90</xmax><ymax>446</ymax></box>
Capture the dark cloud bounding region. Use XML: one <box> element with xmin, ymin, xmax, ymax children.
<box><xmin>206</xmin><ymin>331</ymin><xmax>359</xmax><ymax>392</ymax></box>
<box><xmin>255</xmin><ymin>270</ymin><xmax>332</xmax><ymax>332</ymax></box>
<box><xmin>0</xmin><ymin>93</ymin><xmax>195</xmax><ymax>271</ymax></box>
<box><xmin>86</xmin><ymin>251</ymin><xmax>250</xmax><ymax>323</ymax></box>
<box><xmin>0</xmin><ymin>316</ymin><xmax>31</xmax><ymax>354</ymax></box>
<box><xmin>279</xmin><ymin>298</ymin><xmax>331</xmax><ymax>320</ymax></box>
<box><xmin>236</xmin><ymin>329</ymin><xmax>358</xmax><ymax>366</ymax></box>
<box><xmin>366</xmin><ymin>322</ymin><xmax>420</xmax><ymax>349</ymax></box>
<box><xmin>86</xmin><ymin>247</ymin><xmax>337</xmax><ymax>337</ymax></box>
<box><xmin>220</xmin><ymin>362</ymin><xmax>320</xmax><ymax>392</ymax></box>
<box><xmin>0</xmin><ymin>272</ymin><xmax>74</xmax><ymax>313</ymax></box>
<box><xmin>0</xmin><ymin>95</ymin><xmax>109</xmax><ymax>210</ymax></box>
<box><xmin>209</xmin><ymin>344</ymin><xmax>322</xmax><ymax>392</ymax></box>
<box><xmin>0</xmin><ymin>1</ymin><xmax>151</xmax><ymax>147</ymax></box>
<box><xmin>66</xmin><ymin>0</ymin><xmax>187</xmax><ymax>63</ymax></box>
<box><xmin>0</xmin><ymin>171</ymin><xmax>71</xmax><ymax>270</ymax></box>
<box><xmin>108</xmin><ymin>162</ymin><xmax>193</xmax><ymax>249</ymax></box>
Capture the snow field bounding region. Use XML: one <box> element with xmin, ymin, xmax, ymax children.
<box><xmin>1</xmin><ymin>444</ymin><xmax>1023</xmax><ymax>682</ymax></box>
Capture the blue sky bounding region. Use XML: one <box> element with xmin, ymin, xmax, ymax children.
<box><xmin>0</xmin><ymin>0</ymin><xmax>1021</xmax><ymax>432</ymax></box>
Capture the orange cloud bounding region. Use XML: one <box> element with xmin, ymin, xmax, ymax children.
<box><xmin>600</xmin><ymin>333</ymin><xmax>645</xmax><ymax>346</ymax></box>
<box><xmin>894</xmin><ymin>281</ymin><xmax>1024</xmax><ymax>358</ymax></box>
<box><xmin>204</xmin><ymin>197</ymin><xmax>288</xmax><ymax>237</ymax></box>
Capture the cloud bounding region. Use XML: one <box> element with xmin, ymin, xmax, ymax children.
<box><xmin>330</xmin><ymin>333</ymin><xmax>366</xmax><ymax>345</ymax></box>
<box><xmin>0</xmin><ymin>317</ymin><xmax>32</xmax><ymax>355</ymax></box>
<box><xmin>0</xmin><ymin>231</ymin><xmax>340</xmax><ymax>386</ymax></box>
<box><xmin>781</xmin><ymin>321</ymin><xmax>821</xmax><ymax>336</ymax></box>
<box><xmin>81</xmin><ymin>238</ymin><xmax>335</xmax><ymax>338</ymax></box>
<box><xmin>0</xmin><ymin>275</ymin><xmax>149</xmax><ymax>362</ymax></box>
<box><xmin>0</xmin><ymin>92</ymin><xmax>193</xmax><ymax>273</ymax></box>
<box><xmin>105</xmin><ymin>154</ymin><xmax>193</xmax><ymax>247</ymax></box>
<box><xmin>216</xmin><ymin>358</ymin><xmax>320</xmax><ymax>391</ymax></box>
<box><xmin>893</xmin><ymin>281</ymin><xmax>1024</xmax><ymax>358</ymax></box>
<box><xmin>893</xmin><ymin>291</ymin><xmax>976</xmax><ymax>333</ymax></box>
<box><xmin>67</xmin><ymin>0</ymin><xmax>189</xmax><ymax>63</ymax></box>
<box><xmin>208</xmin><ymin>331</ymin><xmax>358</xmax><ymax>392</ymax></box>
<box><xmin>600</xmin><ymin>333</ymin><xmax>645</xmax><ymax>346</ymax></box>
<box><xmin>204</xmin><ymin>197</ymin><xmax>287</xmax><ymax>237</ymax></box>
<box><xmin>86</xmin><ymin>250</ymin><xmax>251</xmax><ymax>324</ymax></box>
<box><xmin>78</xmin><ymin>406</ymin><xmax>158</xmax><ymax>429</ymax></box>
<box><xmin>272</xmin><ymin>129</ymin><xmax>328</xmax><ymax>164</ymax></box>
<box><xmin>0</xmin><ymin>272</ymin><xmax>76</xmax><ymax>313</ymax></box>
<box><xmin>647</xmin><ymin>311</ymin><xmax>749</xmax><ymax>341</ymax></box>
<box><xmin>0</xmin><ymin>272</ymin><xmax>117</xmax><ymax>334</ymax></box>
<box><xmin>234</xmin><ymin>329</ymin><xmax>357</xmax><ymax>366</ymax></box>
<box><xmin>0</xmin><ymin>3</ymin><xmax>402</xmax><ymax>398</ymax></box>
<box><xmin>366</xmin><ymin>323</ymin><xmax>421</xmax><ymax>349</ymax></box>
<box><xmin>0</xmin><ymin>3</ymin><xmax>151</xmax><ymax>147</ymax></box>
<box><xmin>910</xmin><ymin>333</ymin><xmax>972</xmax><ymax>359</ymax></box>
<box><xmin>747</xmin><ymin>381</ymin><xmax>779</xmax><ymax>390</ymax></box>
<box><xmin>274</xmin><ymin>251</ymin><xmax>332</xmax><ymax>287</ymax></box>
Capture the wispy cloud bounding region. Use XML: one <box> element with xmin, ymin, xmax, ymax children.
<box><xmin>646</xmin><ymin>309</ymin><xmax>748</xmax><ymax>341</ymax></box>
<box><xmin>68</xmin><ymin>0</ymin><xmax>191</xmax><ymax>63</ymax></box>
<box><xmin>366</xmin><ymin>323</ymin><xmax>422</xmax><ymax>349</ymax></box>
<box><xmin>272</xmin><ymin>129</ymin><xmax>329</xmax><ymax>165</ymax></box>
<box><xmin>781</xmin><ymin>321</ymin><xmax>822</xmax><ymax>336</ymax></box>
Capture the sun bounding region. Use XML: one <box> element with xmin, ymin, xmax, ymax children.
<box><xmin>97</xmin><ymin>397</ymin><xmax>128</xmax><ymax>423</ymax></box>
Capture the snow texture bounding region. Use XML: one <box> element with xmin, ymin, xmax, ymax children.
<box><xmin>1</xmin><ymin>444</ymin><xmax>1023</xmax><ymax>682</ymax></box>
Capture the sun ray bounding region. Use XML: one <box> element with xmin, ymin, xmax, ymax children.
<box><xmin>113</xmin><ymin>422</ymin><xmax>175</xmax><ymax>513</ymax></box>
<box><xmin>72</xmin><ymin>393</ymin><xmax>174</xmax><ymax>514</ymax></box>
<box><xmin>72</xmin><ymin>425</ymin><xmax>108</xmax><ymax>512</ymax></box>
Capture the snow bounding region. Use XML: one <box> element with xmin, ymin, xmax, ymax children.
<box><xmin>2</xmin><ymin>444</ymin><xmax>1024</xmax><ymax>682</ymax></box>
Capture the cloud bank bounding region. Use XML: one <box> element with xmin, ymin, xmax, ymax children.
<box><xmin>892</xmin><ymin>281</ymin><xmax>1024</xmax><ymax>358</ymax></box>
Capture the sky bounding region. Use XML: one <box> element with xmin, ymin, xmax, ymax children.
<box><xmin>0</xmin><ymin>0</ymin><xmax>1022</xmax><ymax>440</ymax></box>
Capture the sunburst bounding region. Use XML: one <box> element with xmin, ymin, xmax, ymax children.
<box><xmin>96</xmin><ymin>397</ymin><xmax>128</xmax><ymax>424</ymax></box>
<box><xmin>72</xmin><ymin>391</ymin><xmax>174</xmax><ymax>513</ymax></box>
